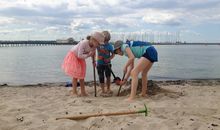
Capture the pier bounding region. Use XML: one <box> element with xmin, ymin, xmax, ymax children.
<box><xmin>0</xmin><ymin>40</ymin><xmax>78</xmax><ymax>47</ymax></box>
<box><xmin>0</xmin><ymin>40</ymin><xmax>220</xmax><ymax>47</ymax></box>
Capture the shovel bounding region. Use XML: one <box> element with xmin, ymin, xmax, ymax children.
<box><xmin>106</xmin><ymin>65</ymin><xmax>121</xmax><ymax>85</ymax></box>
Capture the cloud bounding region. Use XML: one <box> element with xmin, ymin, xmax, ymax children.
<box><xmin>42</xmin><ymin>26</ymin><xmax>59</xmax><ymax>34</ymax></box>
<box><xmin>123</xmin><ymin>0</ymin><xmax>220</xmax><ymax>11</ymax></box>
<box><xmin>0</xmin><ymin>0</ymin><xmax>220</xmax><ymax>41</ymax></box>
<box><xmin>0</xmin><ymin>28</ymin><xmax>34</xmax><ymax>35</ymax></box>
<box><xmin>1</xmin><ymin>0</ymin><xmax>220</xmax><ymax>27</ymax></box>
<box><xmin>106</xmin><ymin>17</ymin><xmax>140</xmax><ymax>29</ymax></box>
<box><xmin>70</xmin><ymin>18</ymin><xmax>104</xmax><ymax>33</ymax></box>
<box><xmin>70</xmin><ymin>16</ymin><xmax>140</xmax><ymax>34</ymax></box>
<box><xmin>0</xmin><ymin>3</ymin><xmax>72</xmax><ymax>18</ymax></box>
<box><xmin>181</xmin><ymin>29</ymin><xmax>200</xmax><ymax>36</ymax></box>
<box><xmin>142</xmin><ymin>10</ymin><xmax>182</xmax><ymax>26</ymax></box>
<box><xmin>0</xmin><ymin>16</ymin><xmax>15</xmax><ymax>25</ymax></box>
<box><xmin>184</xmin><ymin>0</ymin><xmax>220</xmax><ymax>10</ymax></box>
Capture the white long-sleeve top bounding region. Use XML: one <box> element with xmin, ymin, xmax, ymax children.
<box><xmin>71</xmin><ymin>39</ymin><xmax>96</xmax><ymax>59</ymax></box>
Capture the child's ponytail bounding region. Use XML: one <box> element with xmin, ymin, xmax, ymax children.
<box><xmin>86</xmin><ymin>35</ymin><xmax>91</xmax><ymax>40</ymax></box>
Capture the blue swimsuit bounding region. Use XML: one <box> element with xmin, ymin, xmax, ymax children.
<box><xmin>121</xmin><ymin>40</ymin><xmax>158</xmax><ymax>63</ymax></box>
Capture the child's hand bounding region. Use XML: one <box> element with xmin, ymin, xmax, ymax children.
<box><xmin>104</xmin><ymin>58</ymin><xmax>110</xmax><ymax>63</ymax></box>
<box><xmin>115</xmin><ymin>80</ymin><xmax>120</xmax><ymax>85</ymax></box>
<box><xmin>123</xmin><ymin>67</ymin><xmax>127</xmax><ymax>74</ymax></box>
<box><xmin>89</xmin><ymin>51</ymin><xmax>95</xmax><ymax>56</ymax></box>
<box><xmin>93</xmin><ymin>62</ymin><xmax>96</xmax><ymax>67</ymax></box>
<box><xmin>119</xmin><ymin>80</ymin><xmax>126</xmax><ymax>86</ymax></box>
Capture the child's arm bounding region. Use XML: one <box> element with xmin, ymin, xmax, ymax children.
<box><xmin>109</xmin><ymin>51</ymin><xmax>115</xmax><ymax>60</ymax></box>
<box><xmin>123</xmin><ymin>47</ymin><xmax>135</xmax><ymax>79</ymax></box>
<box><xmin>109</xmin><ymin>44</ymin><xmax>115</xmax><ymax>60</ymax></box>
<box><xmin>124</xmin><ymin>61</ymin><xmax>134</xmax><ymax>82</ymax></box>
<box><xmin>104</xmin><ymin>45</ymin><xmax>115</xmax><ymax>63</ymax></box>
<box><xmin>77</xmin><ymin>42</ymin><xmax>91</xmax><ymax>59</ymax></box>
<box><xmin>104</xmin><ymin>51</ymin><xmax>115</xmax><ymax>63</ymax></box>
<box><xmin>91</xmin><ymin>51</ymin><xmax>96</xmax><ymax>67</ymax></box>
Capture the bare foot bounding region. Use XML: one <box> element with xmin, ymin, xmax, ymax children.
<box><xmin>141</xmin><ymin>94</ymin><xmax>149</xmax><ymax>98</ymax></box>
<box><xmin>106</xmin><ymin>89</ymin><xmax>113</xmax><ymax>94</ymax></box>
<box><xmin>102</xmin><ymin>93</ymin><xmax>113</xmax><ymax>97</ymax></box>
<box><xmin>100</xmin><ymin>92</ymin><xmax>107</xmax><ymax>97</ymax></box>
<box><xmin>71</xmin><ymin>93</ymin><xmax>78</xmax><ymax>97</ymax></box>
<box><xmin>139</xmin><ymin>93</ymin><xmax>149</xmax><ymax>98</ymax></box>
<box><xmin>124</xmin><ymin>97</ymin><xmax>135</xmax><ymax>102</ymax></box>
<box><xmin>79</xmin><ymin>93</ymin><xmax>88</xmax><ymax>97</ymax></box>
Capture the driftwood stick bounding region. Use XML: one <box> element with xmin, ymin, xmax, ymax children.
<box><xmin>56</xmin><ymin>104</ymin><xmax>148</xmax><ymax>120</ymax></box>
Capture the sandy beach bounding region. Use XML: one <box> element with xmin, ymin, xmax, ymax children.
<box><xmin>0</xmin><ymin>80</ymin><xmax>220</xmax><ymax>130</ymax></box>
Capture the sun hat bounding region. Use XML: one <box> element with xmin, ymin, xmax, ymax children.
<box><xmin>102</xmin><ymin>31</ymin><xmax>111</xmax><ymax>41</ymax></box>
<box><xmin>91</xmin><ymin>32</ymin><xmax>105</xmax><ymax>45</ymax></box>
<box><xmin>114</xmin><ymin>40</ymin><xmax>123</xmax><ymax>50</ymax></box>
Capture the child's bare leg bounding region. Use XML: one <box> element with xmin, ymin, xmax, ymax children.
<box><xmin>128</xmin><ymin>69</ymin><xmax>139</xmax><ymax>101</ymax></box>
<box><xmin>79</xmin><ymin>79</ymin><xmax>88</xmax><ymax>96</ymax></box>
<box><xmin>98</xmin><ymin>67</ymin><xmax>105</xmax><ymax>95</ymax></box>
<box><xmin>126</xmin><ymin>58</ymin><xmax>150</xmax><ymax>101</ymax></box>
<box><xmin>141</xmin><ymin>74</ymin><xmax>148</xmax><ymax>97</ymax></box>
<box><xmin>141</xmin><ymin>62</ymin><xmax>153</xmax><ymax>97</ymax></box>
<box><xmin>106</xmin><ymin>77</ymin><xmax>112</xmax><ymax>93</ymax></box>
<box><xmin>100</xmin><ymin>83</ymin><xmax>105</xmax><ymax>93</ymax></box>
<box><xmin>72</xmin><ymin>78</ymin><xmax>78</xmax><ymax>95</ymax></box>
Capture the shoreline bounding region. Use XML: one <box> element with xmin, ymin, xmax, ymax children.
<box><xmin>1</xmin><ymin>79</ymin><xmax>220</xmax><ymax>87</ymax></box>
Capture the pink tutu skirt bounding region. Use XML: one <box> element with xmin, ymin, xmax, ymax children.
<box><xmin>62</xmin><ymin>51</ymin><xmax>86</xmax><ymax>79</ymax></box>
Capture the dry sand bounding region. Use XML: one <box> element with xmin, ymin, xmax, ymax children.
<box><xmin>0</xmin><ymin>80</ymin><xmax>220</xmax><ymax>130</ymax></box>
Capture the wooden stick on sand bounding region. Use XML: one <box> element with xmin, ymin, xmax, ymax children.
<box><xmin>56</xmin><ymin>104</ymin><xmax>148</xmax><ymax>120</ymax></box>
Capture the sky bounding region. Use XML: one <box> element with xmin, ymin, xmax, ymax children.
<box><xmin>0</xmin><ymin>0</ymin><xmax>220</xmax><ymax>42</ymax></box>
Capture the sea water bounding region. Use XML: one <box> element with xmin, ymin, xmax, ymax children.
<box><xmin>0</xmin><ymin>45</ymin><xmax>220</xmax><ymax>85</ymax></box>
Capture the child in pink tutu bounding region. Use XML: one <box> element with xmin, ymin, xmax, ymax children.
<box><xmin>62</xmin><ymin>32</ymin><xmax>105</xmax><ymax>96</ymax></box>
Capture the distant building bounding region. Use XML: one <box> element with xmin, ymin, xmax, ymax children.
<box><xmin>56</xmin><ymin>37</ymin><xmax>77</xmax><ymax>44</ymax></box>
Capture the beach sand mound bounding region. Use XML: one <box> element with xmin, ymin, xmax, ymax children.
<box><xmin>119</xmin><ymin>80</ymin><xmax>184</xmax><ymax>100</ymax></box>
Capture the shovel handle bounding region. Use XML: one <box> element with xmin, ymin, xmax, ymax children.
<box><xmin>106</xmin><ymin>65</ymin><xmax>116</xmax><ymax>78</ymax></box>
<box><xmin>117</xmin><ymin>73</ymin><xmax>126</xmax><ymax>96</ymax></box>
<box><xmin>92</xmin><ymin>56</ymin><xmax>97</xmax><ymax>97</ymax></box>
